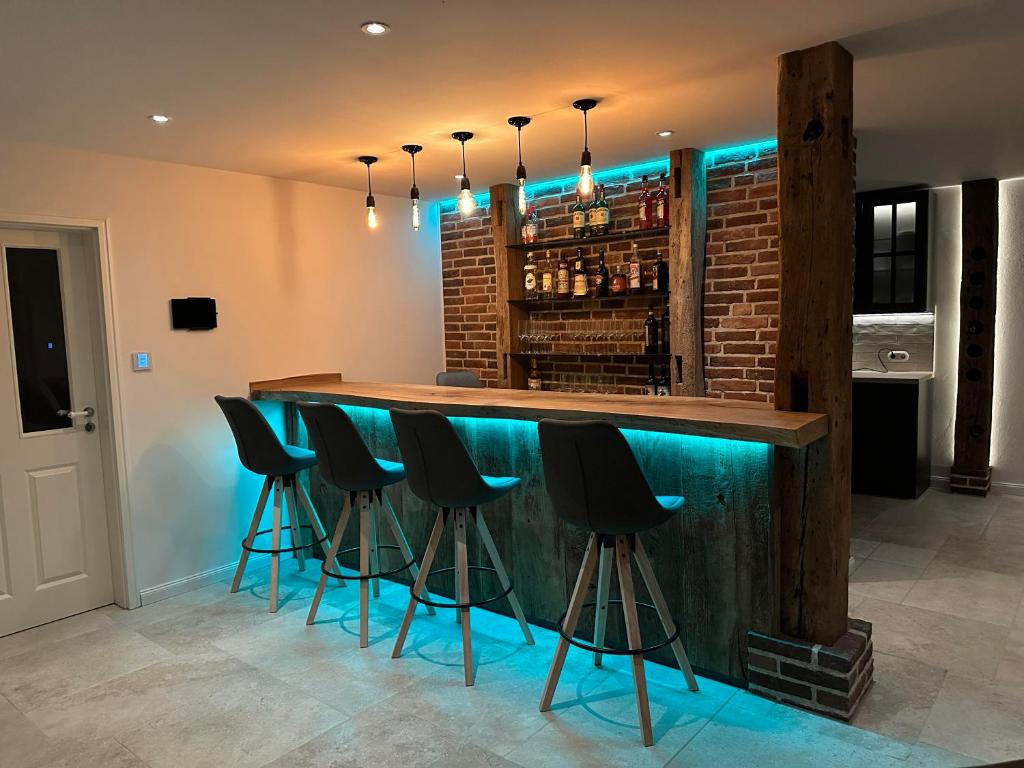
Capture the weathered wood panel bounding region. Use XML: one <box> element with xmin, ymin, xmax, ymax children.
<box><xmin>491</xmin><ymin>183</ymin><xmax>528</xmax><ymax>389</ymax></box>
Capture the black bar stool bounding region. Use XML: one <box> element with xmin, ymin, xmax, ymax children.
<box><xmin>536</xmin><ymin>418</ymin><xmax>699</xmax><ymax>747</ymax></box>
<box><xmin>215</xmin><ymin>396</ymin><xmax>332</xmax><ymax>613</ymax></box>
<box><xmin>389</xmin><ymin>407</ymin><xmax>534</xmax><ymax>686</ymax></box>
<box><xmin>298</xmin><ymin>403</ymin><xmax>436</xmax><ymax>647</ymax></box>
<box><xmin>435</xmin><ymin>370</ymin><xmax>484</xmax><ymax>388</ymax></box>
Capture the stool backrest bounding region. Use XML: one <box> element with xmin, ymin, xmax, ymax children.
<box><xmin>215</xmin><ymin>396</ymin><xmax>290</xmax><ymax>476</ymax></box>
<box><xmin>435</xmin><ymin>370</ymin><xmax>484</xmax><ymax>388</ymax></box>
<box><xmin>298</xmin><ymin>403</ymin><xmax>383</xmax><ymax>491</ymax></box>
<box><xmin>389</xmin><ymin>408</ymin><xmax>487</xmax><ymax>508</ymax></box>
<box><xmin>538</xmin><ymin>419</ymin><xmax>669</xmax><ymax>534</ymax></box>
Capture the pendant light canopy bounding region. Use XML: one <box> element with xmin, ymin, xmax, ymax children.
<box><xmin>573</xmin><ymin>98</ymin><xmax>598</xmax><ymax>200</ymax></box>
<box><xmin>402</xmin><ymin>144</ymin><xmax>423</xmax><ymax>231</ymax></box>
<box><xmin>452</xmin><ymin>131</ymin><xmax>476</xmax><ymax>216</ymax></box>
<box><xmin>357</xmin><ymin>155</ymin><xmax>378</xmax><ymax>229</ymax></box>
<box><xmin>508</xmin><ymin>116</ymin><xmax>531</xmax><ymax>216</ymax></box>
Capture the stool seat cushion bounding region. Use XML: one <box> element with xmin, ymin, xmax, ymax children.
<box><xmin>282</xmin><ymin>445</ymin><xmax>318</xmax><ymax>474</ymax></box>
<box><xmin>656</xmin><ymin>495</ymin><xmax>685</xmax><ymax>513</ymax></box>
<box><xmin>375</xmin><ymin>458</ymin><xmax>407</xmax><ymax>486</ymax></box>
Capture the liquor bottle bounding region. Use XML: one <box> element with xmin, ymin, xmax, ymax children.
<box><xmin>644</xmin><ymin>307</ymin><xmax>659</xmax><ymax>354</ymax></box>
<box><xmin>629</xmin><ymin>242</ymin><xmax>642</xmax><ymax>293</ymax></box>
<box><xmin>594</xmin><ymin>249</ymin><xmax>610</xmax><ymax>297</ymax></box>
<box><xmin>528</xmin><ymin>358</ymin><xmax>543</xmax><ymax>390</ymax></box>
<box><xmin>524</xmin><ymin>252</ymin><xmax>537</xmax><ymax>299</ymax></box>
<box><xmin>556</xmin><ymin>252</ymin><xmax>571</xmax><ymax>297</ymax></box>
<box><xmin>656</xmin><ymin>364</ymin><xmax>670</xmax><ymax>396</ymax></box>
<box><xmin>522</xmin><ymin>204</ymin><xmax>536</xmax><ymax>244</ymax></box>
<box><xmin>660</xmin><ymin>305</ymin><xmax>670</xmax><ymax>353</ymax></box>
<box><xmin>637</xmin><ymin>175</ymin><xmax>652</xmax><ymax>230</ymax></box>
<box><xmin>572</xmin><ymin>248</ymin><xmax>588</xmax><ymax>298</ymax></box>
<box><xmin>610</xmin><ymin>263</ymin><xmax>629</xmax><ymax>295</ymax></box>
<box><xmin>541</xmin><ymin>249</ymin><xmax>554</xmax><ymax>297</ymax></box>
<box><xmin>596</xmin><ymin>184</ymin><xmax>611</xmax><ymax>235</ymax></box>
<box><xmin>654</xmin><ymin>172</ymin><xmax>669</xmax><ymax>228</ymax></box>
<box><xmin>644</xmin><ymin>364</ymin><xmax>658</xmax><ymax>396</ymax></box>
<box><xmin>571</xmin><ymin>195</ymin><xmax>586</xmax><ymax>239</ymax></box>
<box><xmin>652</xmin><ymin>250</ymin><xmax>669</xmax><ymax>293</ymax></box>
<box><xmin>585</xmin><ymin>192</ymin><xmax>599</xmax><ymax>238</ymax></box>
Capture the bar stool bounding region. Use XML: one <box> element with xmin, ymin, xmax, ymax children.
<box><xmin>536</xmin><ymin>419</ymin><xmax>699</xmax><ymax>747</ymax></box>
<box><xmin>389</xmin><ymin>407</ymin><xmax>534</xmax><ymax>685</ymax></box>
<box><xmin>435</xmin><ymin>370</ymin><xmax>484</xmax><ymax>388</ymax></box>
<box><xmin>298</xmin><ymin>403</ymin><xmax>436</xmax><ymax>647</ymax></box>
<box><xmin>215</xmin><ymin>396</ymin><xmax>332</xmax><ymax>613</ymax></box>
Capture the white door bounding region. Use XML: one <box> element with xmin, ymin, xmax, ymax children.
<box><xmin>0</xmin><ymin>226</ymin><xmax>114</xmax><ymax>637</ymax></box>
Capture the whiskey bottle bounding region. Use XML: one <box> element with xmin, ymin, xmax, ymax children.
<box><xmin>541</xmin><ymin>249</ymin><xmax>554</xmax><ymax>297</ymax></box>
<box><xmin>654</xmin><ymin>172</ymin><xmax>669</xmax><ymax>228</ymax></box>
<box><xmin>652</xmin><ymin>250</ymin><xmax>669</xmax><ymax>293</ymax></box>
<box><xmin>644</xmin><ymin>307</ymin><xmax>659</xmax><ymax>354</ymax></box>
<box><xmin>572</xmin><ymin>248</ymin><xmax>588</xmax><ymax>298</ymax></box>
<box><xmin>637</xmin><ymin>175</ymin><xmax>652</xmax><ymax>230</ymax></box>
<box><xmin>656</xmin><ymin>364</ymin><xmax>670</xmax><ymax>396</ymax></box>
<box><xmin>524</xmin><ymin>251</ymin><xmax>537</xmax><ymax>299</ymax></box>
<box><xmin>523</xmin><ymin>204</ymin><xmax>539</xmax><ymax>244</ymax></box>
<box><xmin>571</xmin><ymin>195</ymin><xmax>586</xmax><ymax>239</ymax></box>
<box><xmin>585</xmin><ymin>192</ymin><xmax>599</xmax><ymax>238</ymax></box>
<box><xmin>629</xmin><ymin>242</ymin><xmax>642</xmax><ymax>293</ymax></box>
<box><xmin>645</xmin><ymin>364</ymin><xmax>658</xmax><ymax>396</ymax></box>
<box><xmin>610</xmin><ymin>263</ymin><xmax>629</xmax><ymax>295</ymax></box>
<box><xmin>556</xmin><ymin>253</ymin><xmax>571</xmax><ymax>297</ymax></box>
<box><xmin>661</xmin><ymin>305</ymin><xmax>670</xmax><ymax>353</ymax></box>
<box><xmin>528</xmin><ymin>358</ymin><xmax>543</xmax><ymax>390</ymax></box>
<box><xmin>595</xmin><ymin>249</ymin><xmax>609</xmax><ymax>297</ymax></box>
<box><xmin>597</xmin><ymin>184</ymin><xmax>611</xmax><ymax>235</ymax></box>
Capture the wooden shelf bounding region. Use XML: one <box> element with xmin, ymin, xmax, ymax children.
<box><xmin>509</xmin><ymin>292</ymin><xmax>669</xmax><ymax>311</ymax></box>
<box><xmin>509</xmin><ymin>351</ymin><xmax>670</xmax><ymax>363</ymax></box>
<box><xmin>508</xmin><ymin>226</ymin><xmax>669</xmax><ymax>252</ymax></box>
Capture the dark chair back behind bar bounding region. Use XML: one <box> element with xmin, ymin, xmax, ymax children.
<box><xmin>435</xmin><ymin>370</ymin><xmax>485</xmax><ymax>388</ymax></box>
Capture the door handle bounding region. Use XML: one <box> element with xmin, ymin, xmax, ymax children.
<box><xmin>57</xmin><ymin>406</ymin><xmax>95</xmax><ymax>419</ymax></box>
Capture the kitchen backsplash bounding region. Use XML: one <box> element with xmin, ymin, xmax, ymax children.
<box><xmin>852</xmin><ymin>312</ymin><xmax>935</xmax><ymax>373</ymax></box>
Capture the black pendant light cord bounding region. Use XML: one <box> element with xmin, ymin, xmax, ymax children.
<box><xmin>583</xmin><ymin>110</ymin><xmax>589</xmax><ymax>152</ymax></box>
<box><xmin>461</xmin><ymin>141</ymin><xmax>468</xmax><ymax>176</ymax></box>
<box><xmin>411</xmin><ymin>153</ymin><xmax>417</xmax><ymax>186</ymax></box>
<box><xmin>365</xmin><ymin>163</ymin><xmax>373</xmax><ymax>197</ymax></box>
<box><xmin>517</xmin><ymin>128</ymin><xmax>524</xmax><ymax>165</ymax></box>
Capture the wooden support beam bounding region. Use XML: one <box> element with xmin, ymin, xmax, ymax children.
<box><xmin>951</xmin><ymin>178</ymin><xmax>999</xmax><ymax>495</ymax></box>
<box><xmin>491</xmin><ymin>183</ymin><xmax>527</xmax><ymax>389</ymax></box>
<box><xmin>669</xmin><ymin>148</ymin><xmax>707</xmax><ymax>396</ymax></box>
<box><xmin>774</xmin><ymin>41</ymin><xmax>855</xmax><ymax>645</ymax></box>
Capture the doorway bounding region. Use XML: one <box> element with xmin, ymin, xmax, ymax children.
<box><xmin>0</xmin><ymin>222</ymin><xmax>131</xmax><ymax>636</ymax></box>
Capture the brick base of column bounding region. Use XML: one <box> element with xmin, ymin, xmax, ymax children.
<box><xmin>949</xmin><ymin>466</ymin><xmax>991</xmax><ymax>496</ymax></box>
<box><xmin>746</xmin><ymin>618</ymin><xmax>874</xmax><ymax>721</ymax></box>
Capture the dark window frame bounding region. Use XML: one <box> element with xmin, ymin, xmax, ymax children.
<box><xmin>855</xmin><ymin>188</ymin><xmax>929</xmax><ymax>313</ymax></box>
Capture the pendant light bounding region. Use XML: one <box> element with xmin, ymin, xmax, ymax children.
<box><xmin>402</xmin><ymin>144</ymin><xmax>423</xmax><ymax>231</ymax></box>
<box><xmin>452</xmin><ymin>131</ymin><xmax>476</xmax><ymax>216</ymax></box>
<box><xmin>572</xmin><ymin>98</ymin><xmax>598</xmax><ymax>200</ymax></box>
<box><xmin>508</xmin><ymin>116</ymin><xmax>531</xmax><ymax>215</ymax></box>
<box><xmin>358</xmin><ymin>155</ymin><xmax>378</xmax><ymax>229</ymax></box>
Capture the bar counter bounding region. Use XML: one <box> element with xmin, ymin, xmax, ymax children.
<box><xmin>251</xmin><ymin>374</ymin><xmax>828</xmax><ymax>683</ymax></box>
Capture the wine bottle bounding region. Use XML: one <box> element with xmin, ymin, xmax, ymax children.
<box><xmin>661</xmin><ymin>305</ymin><xmax>670</xmax><ymax>353</ymax></box>
<box><xmin>597</xmin><ymin>184</ymin><xmax>610</xmax><ymax>235</ymax></box>
<box><xmin>645</xmin><ymin>364</ymin><xmax>658</xmax><ymax>396</ymax></box>
<box><xmin>595</xmin><ymin>249</ymin><xmax>609</xmax><ymax>297</ymax></box>
<box><xmin>656</xmin><ymin>364</ymin><xmax>670</xmax><ymax>396</ymax></box>
<box><xmin>524</xmin><ymin>251</ymin><xmax>537</xmax><ymax>299</ymax></box>
<box><xmin>629</xmin><ymin>242</ymin><xmax>642</xmax><ymax>293</ymax></box>
<box><xmin>644</xmin><ymin>307</ymin><xmax>659</xmax><ymax>354</ymax></box>
<box><xmin>585</xmin><ymin>193</ymin><xmax>599</xmax><ymax>238</ymax></box>
<box><xmin>652</xmin><ymin>250</ymin><xmax>668</xmax><ymax>293</ymax></box>
<box><xmin>572</xmin><ymin>248</ymin><xmax>588</xmax><ymax>298</ymax></box>
<box><xmin>556</xmin><ymin>253</ymin><xmax>571</xmax><ymax>297</ymax></box>
<box><xmin>571</xmin><ymin>196</ymin><xmax>586</xmax><ymax>239</ymax></box>
<box><xmin>654</xmin><ymin>172</ymin><xmax>669</xmax><ymax>228</ymax></box>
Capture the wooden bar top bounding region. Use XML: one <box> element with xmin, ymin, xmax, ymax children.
<box><xmin>250</xmin><ymin>373</ymin><xmax>828</xmax><ymax>448</ymax></box>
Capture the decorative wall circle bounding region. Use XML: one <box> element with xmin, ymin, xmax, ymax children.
<box><xmin>970</xmin><ymin>271</ymin><xmax>985</xmax><ymax>286</ymax></box>
<box><xmin>970</xmin><ymin>423</ymin><xmax>987</xmax><ymax>439</ymax></box>
<box><xmin>967</xmin><ymin>343</ymin><xmax>984</xmax><ymax>358</ymax></box>
<box><xmin>970</xmin><ymin>246</ymin><xmax>986</xmax><ymax>261</ymax></box>
<box><xmin>969</xmin><ymin>296</ymin><xmax>984</xmax><ymax>310</ymax></box>
<box><xmin>966</xmin><ymin>367</ymin><xmax>983</xmax><ymax>382</ymax></box>
<box><xmin>967</xmin><ymin>320</ymin><xmax>984</xmax><ymax>334</ymax></box>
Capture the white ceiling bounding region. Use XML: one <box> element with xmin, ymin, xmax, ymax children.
<box><xmin>1</xmin><ymin>0</ymin><xmax>1022</xmax><ymax>199</ymax></box>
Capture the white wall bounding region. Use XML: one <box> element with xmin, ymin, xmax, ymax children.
<box><xmin>0</xmin><ymin>142</ymin><xmax>444</xmax><ymax>596</ymax></box>
<box><xmin>929</xmin><ymin>179</ymin><xmax>1024</xmax><ymax>490</ymax></box>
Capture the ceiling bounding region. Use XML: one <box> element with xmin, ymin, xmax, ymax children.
<box><xmin>1</xmin><ymin>0</ymin><xmax>1022</xmax><ymax>199</ymax></box>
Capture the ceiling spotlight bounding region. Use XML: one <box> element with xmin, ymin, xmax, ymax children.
<box><xmin>361</xmin><ymin>21</ymin><xmax>390</xmax><ymax>35</ymax></box>
<box><xmin>454</xmin><ymin>174</ymin><xmax>465</xmax><ymax>180</ymax></box>
<box><xmin>656</xmin><ymin>130</ymin><xmax>674</xmax><ymax>138</ymax></box>
<box><xmin>149</xmin><ymin>114</ymin><xmax>171</xmax><ymax>124</ymax></box>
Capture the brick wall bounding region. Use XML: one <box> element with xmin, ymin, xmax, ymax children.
<box><xmin>439</xmin><ymin>147</ymin><xmax>781</xmax><ymax>400</ymax></box>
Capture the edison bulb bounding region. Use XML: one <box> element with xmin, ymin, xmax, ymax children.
<box><xmin>411</xmin><ymin>198</ymin><xmax>421</xmax><ymax>231</ymax></box>
<box><xmin>517</xmin><ymin>178</ymin><xmax>527</xmax><ymax>216</ymax></box>
<box><xmin>367</xmin><ymin>205</ymin><xmax>378</xmax><ymax>229</ymax></box>
<box><xmin>458</xmin><ymin>187</ymin><xmax>476</xmax><ymax>216</ymax></box>
<box><xmin>578</xmin><ymin>164</ymin><xmax>594</xmax><ymax>199</ymax></box>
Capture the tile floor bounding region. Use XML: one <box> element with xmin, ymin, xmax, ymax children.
<box><xmin>0</xmin><ymin>489</ymin><xmax>1019</xmax><ymax>767</ymax></box>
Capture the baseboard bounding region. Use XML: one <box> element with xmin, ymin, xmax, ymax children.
<box><xmin>929</xmin><ymin>473</ymin><xmax>1024</xmax><ymax>497</ymax></box>
<box><xmin>138</xmin><ymin>554</ymin><xmax>269</xmax><ymax>606</ymax></box>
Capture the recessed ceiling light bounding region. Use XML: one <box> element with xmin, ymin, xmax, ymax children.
<box><xmin>361</xmin><ymin>21</ymin><xmax>390</xmax><ymax>35</ymax></box>
<box><xmin>454</xmin><ymin>173</ymin><xmax>465</xmax><ymax>180</ymax></box>
<box><xmin>149</xmin><ymin>114</ymin><xmax>171</xmax><ymax>124</ymax></box>
<box><xmin>656</xmin><ymin>130</ymin><xmax>674</xmax><ymax>138</ymax></box>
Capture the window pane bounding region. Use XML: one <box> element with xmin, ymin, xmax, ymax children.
<box><xmin>894</xmin><ymin>253</ymin><xmax>915</xmax><ymax>303</ymax></box>
<box><xmin>895</xmin><ymin>202</ymin><xmax>916</xmax><ymax>251</ymax></box>
<box><xmin>873</xmin><ymin>255</ymin><xmax>892</xmax><ymax>304</ymax></box>
<box><xmin>5</xmin><ymin>248</ymin><xmax>72</xmax><ymax>432</ymax></box>
<box><xmin>873</xmin><ymin>205</ymin><xmax>892</xmax><ymax>253</ymax></box>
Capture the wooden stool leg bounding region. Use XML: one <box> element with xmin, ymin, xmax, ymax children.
<box><xmin>369</xmin><ymin>496</ymin><xmax>382</xmax><ymax>599</ymax></box>
<box><xmin>269</xmin><ymin>478</ymin><xmax>283</xmax><ymax>613</ymax></box>
<box><xmin>475</xmin><ymin>509</ymin><xmax>534</xmax><ymax>645</ymax></box>
<box><xmin>454</xmin><ymin>508</ymin><xmax>474</xmax><ymax>685</ymax></box>
<box><xmin>615</xmin><ymin>535</ymin><xmax>653</xmax><ymax>747</ymax></box>
<box><xmin>381</xmin><ymin>494</ymin><xmax>435</xmax><ymax>615</ymax></box>
<box><xmin>231</xmin><ymin>477</ymin><xmax>271</xmax><ymax>593</ymax></box>
<box><xmin>540</xmin><ymin>533</ymin><xmax>599</xmax><ymax>712</ymax></box>
<box><xmin>358</xmin><ymin>491</ymin><xmax>371</xmax><ymax>647</ymax></box>
<box><xmin>306</xmin><ymin>493</ymin><xmax>352</xmax><ymax>625</ymax></box>
<box><xmin>633</xmin><ymin>537</ymin><xmax>699</xmax><ymax>692</ymax></box>
<box><xmin>592</xmin><ymin>540</ymin><xmax>613</xmax><ymax>666</ymax></box>
<box><xmin>285</xmin><ymin>482</ymin><xmax>306</xmax><ymax>572</ymax></box>
<box><xmin>296</xmin><ymin>480</ymin><xmax>340</xmax><ymax>579</ymax></box>
<box><xmin>393</xmin><ymin>509</ymin><xmax>446</xmax><ymax>658</ymax></box>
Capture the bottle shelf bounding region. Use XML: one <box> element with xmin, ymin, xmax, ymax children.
<box><xmin>508</xmin><ymin>226</ymin><xmax>669</xmax><ymax>252</ymax></box>
<box><xmin>509</xmin><ymin>292</ymin><xmax>669</xmax><ymax>311</ymax></box>
<box><xmin>509</xmin><ymin>351</ymin><xmax>670</xmax><ymax>363</ymax></box>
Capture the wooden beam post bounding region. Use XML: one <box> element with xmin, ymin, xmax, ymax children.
<box><xmin>950</xmin><ymin>178</ymin><xmax>999</xmax><ymax>495</ymax></box>
<box><xmin>669</xmin><ymin>148</ymin><xmax>707</xmax><ymax>396</ymax></box>
<box><xmin>490</xmin><ymin>183</ymin><xmax>526</xmax><ymax>389</ymax></box>
<box><xmin>774</xmin><ymin>41</ymin><xmax>855</xmax><ymax>645</ymax></box>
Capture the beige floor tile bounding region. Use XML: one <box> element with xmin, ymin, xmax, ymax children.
<box><xmin>849</xmin><ymin>592</ymin><xmax>868</xmax><ymax>614</ymax></box>
<box><xmin>868</xmin><ymin>543</ymin><xmax>937</xmax><ymax>569</ymax></box>
<box><xmin>919</xmin><ymin>673</ymin><xmax>1024</xmax><ymax>764</ymax></box>
<box><xmin>995</xmin><ymin>626</ymin><xmax>1024</xmax><ymax>685</ymax></box>
<box><xmin>851</xmin><ymin>538</ymin><xmax>882</xmax><ymax>560</ymax></box>
<box><xmin>0</xmin><ymin>610</ymin><xmax>116</xmax><ymax>661</ymax></box>
<box><xmin>902</xmin><ymin>560</ymin><xmax>1024</xmax><ymax>627</ymax></box>
<box><xmin>982</xmin><ymin>507</ymin><xmax>1024</xmax><ymax>545</ymax></box>
<box><xmin>935</xmin><ymin>534</ymin><xmax>1024</xmax><ymax>577</ymax></box>
<box><xmin>855</xmin><ymin>598</ymin><xmax>1009</xmax><ymax>679</ymax></box>
<box><xmin>850</xmin><ymin>559</ymin><xmax>925</xmax><ymax>603</ymax></box>
<box><xmin>852</xmin><ymin>651</ymin><xmax>946</xmax><ymax>743</ymax></box>
<box><xmin>902</xmin><ymin>742</ymin><xmax>977</xmax><ymax>768</ymax></box>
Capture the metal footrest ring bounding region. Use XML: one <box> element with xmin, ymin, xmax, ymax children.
<box><xmin>241</xmin><ymin>525</ymin><xmax>327</xmax><ymax>555</ymax></box>
<box><xmin>556</xmin><ymin>600</ymin><xmax>680</xmax><ymax>656</ymax></box>
<box><xmin>411</xmin><ymin>565</ymin><xmax>512</xmax><ymax>609</ymax></box>
<box><xmin>321</xmin><ymin>544</ymin><xmax>415</xmax><ymax>582</ymax></box>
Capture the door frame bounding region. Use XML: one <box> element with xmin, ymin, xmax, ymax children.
<box><xmin>0</xmin><ymin>212</ymin><xmax>138</xmax><ymax>609</ymax></box>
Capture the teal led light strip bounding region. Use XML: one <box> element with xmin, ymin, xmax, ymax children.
<box><xmin>703</xmin><ymin>138</ymin><xmax>777</xmax><ymax>166</ymax></box>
